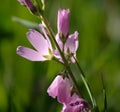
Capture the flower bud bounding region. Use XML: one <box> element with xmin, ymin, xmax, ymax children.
<box><xmin>18</xmin><ymin>0</ymin><xmax>38</xmax><ymax>15</ymax></box>
<box><xmin>57</xmin><ymin>9</ymin><xmax>70</xmax><ymax>38</ymax></box>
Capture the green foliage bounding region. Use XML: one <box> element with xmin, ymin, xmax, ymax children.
<box><xmin>0</xmin><ymin>0</ymin><xmax>120</xmax><ymax>111</ymax></box>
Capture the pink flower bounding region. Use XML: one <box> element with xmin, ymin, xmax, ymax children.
<box><xmin>64</xmin><ymin>31</ymin><xmax>79</xmax><ymax>54</ymax></box>
<box><xmin>53</xmin><ymin>9</ymin><xmax>79</xmax><ymax>63</ymax></box>
<box><xmin>54</xmin><ymin>31</ymin><xmax>79</xmax><ymax>63</ymax></box>
<box><xmin>62</xmin><ymin>94</ymin><xmax>91</xmax><ymax>112</ymax></box>
<box><xmin>47</xmin><ymin>75</ymin><xmax>71</xmax><ymax>104</ymax></box>
<box><xmin>47</xmin><ymin>75</ymin><xmax>91</xmax><ymax>112</ymax></box>
<box><xmin>17</xmin><ymin>25</ymin><xmax>52</xmax><ymax>61</ymax></box>
<box><xmin>57</xmin><ymin>9</ymin><xmax>70</xmax><ymax>37</ymax></box>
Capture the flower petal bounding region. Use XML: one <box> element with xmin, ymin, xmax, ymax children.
<box><xmin>17</xmin><ymin>46</ymin><xmax>47</xmax><ymax>61</ymax></box>
<box><xmin>57</xmin><ymin>77</ymin><xmax>71</xmax><ymax>104</ymax></box>
<box><xmin>57</xmin><ymin>9</ymin><xmax>70</xmax><ymax>37</ymax></box>
<box><xmin>27</xmin><ymin>29</ymin><xmax>50</xmax><ymax>56</ymax></box>
<box><xmin>53</xmin><ymin>34</ymin><xmax>64</xmax><ymax>62</ymax></box>
<box><xmin>47</xmin><ymin>75</ymin><xmax>71</xmax><ymax>104</ymax></box>
<box><xmin>39</xmin><ymin>24</ymin><xmax>52</xmax><ymax>50</ymax></box>
<box><xmin>63</xmin><ymin>93</ymin><xmax>91</xmax><ymax>112</ymax></box>
<box><xmin>65</xmin><ymin>31</ymin><xmax>79</xmax><ymax>54</ymax></box>
<box><xmin>47</xmin><ymin>75</ymin><xmax>63</xmax><ymax>98</ymax></box>
<box><xmin>56</xmin><ymin>34</ymin><xmax>63</xmax><ymax>50</ymax></box>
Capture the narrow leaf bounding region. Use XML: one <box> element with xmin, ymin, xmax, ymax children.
<box><xmin>12</xmin><ymin>16</ymin><xmax>41</xmax><ymax>32</ymax></box>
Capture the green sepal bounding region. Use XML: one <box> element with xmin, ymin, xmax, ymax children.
<box><xmin>43</xmin><ymin>48</ymin><xmax>53</xmax><ymax>60</ymax></box>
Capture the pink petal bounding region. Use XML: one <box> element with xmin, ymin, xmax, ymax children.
<box><xmin>57</xmin><ymin>77</ymin><xmax>71</xmax><ymax>104</ymax></box>
<box><xmin>47</xmin><ymin>75</ymin><xmax>71</xmax><ymax>104</ymax></box>
<box><xmin>57</xmin><ymin>9</ymin><xmax>70</xmax><ymax>37</ymax></box>
<box><xmin>27</xmin><ymin>29</ymin><xmax>50</xmax><ymax>56</ymax></box>
<box><xmin>56</xmin><ymin>34</ymin><xmax>63</xmax><ymax>50</ymax></box>
<box><xmin>62</xmin><ymin>93</ymin><xmax>91</xmax><ymax>112</ymax></box>
<box><xmin>17</xmin><ymin>46</ymin><xmax>47</xmax><ymax>61</ymax></box>
<box><xmin>47</xmin><ymin>75</ymin><xmax>63</xmax><ymax>98</ymax></box>
<box><xmin>39</xmin><ymin>24</ymin><xmax>52</xmax><ymax>50</ymax></box>
<box><xmin>62</xmin><ymin>105</ymin><xmax>72</xmax><ymax>112</ymax></box>
<box><xmin>53</xmin><ymin>34</ymin><xmax>64</xmax><ymax>62</ymax></box>
<box><xmin>65</xmin><ymin>31</ymin><xmax>79</xmax><ymax>54</ymax></box>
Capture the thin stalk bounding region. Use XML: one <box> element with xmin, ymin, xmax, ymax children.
<box><xmin>101</xmin><ymin>75</ymin><xmax>107</xmax><ymax>112</ymax></box>
<box><xmin>40</xmin><ymin>14</ymin><xmax>82</xmax><ymax>97</ymax></box>
<box><xmin>73</xmin><ymin>56</ymin><xmax>97</xmax><ymax>109</ymax></box>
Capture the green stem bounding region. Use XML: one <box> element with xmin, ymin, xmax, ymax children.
<box><xmin>40</xmin><ymin>14</ymin><xmax>82</xmax><ymax>97</ymax></box>
<box><xmin>73</xmin><ymin>56</ymin><xmax>97</xmax><ymax>110</ymax></box>
<box><xmin>101</xmin><ymin>75</ymin><xmax>107</xmax><ymax>112</ymax></box>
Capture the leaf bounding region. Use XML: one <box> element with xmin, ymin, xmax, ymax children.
<box><xmin>12</xmin><ymin>16</ymin><xmax>42</xmax><ymax>32</ymax></box>
<box><xmin>70</xmin><ymin>61</ymin><xmax>100</xmax><ymax>112</ymax></box>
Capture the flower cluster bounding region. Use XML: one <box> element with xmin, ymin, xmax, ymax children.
<box><xmin>17</xmin><ymin>9</ymin><xmax>78</xmax><ymax>63</ymax></box>
<box><xmin>17</xmin><ymin>1</ymin><xmax>92</xmax><ymax>112</ymax></box>
<box><xmin>47</xmin><ymin>75</ymin><xmax>91</xmax><ymax>112</ymax></box>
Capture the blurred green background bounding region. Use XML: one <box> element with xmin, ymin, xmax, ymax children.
<box><xmin>0</xmin><ymin>0</ymin><xmax>120</xmax><ymax>112</ymax></box>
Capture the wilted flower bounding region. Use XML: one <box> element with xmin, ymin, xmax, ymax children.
<box><xmin>17</xmin><ymin>26</ymin><xmax>52</xmax><ymax>61</ymax></box>
<box><xmin>57</xmin><ymin>9</ymin><xmax>70</xmax><ymax>38</ymax></box>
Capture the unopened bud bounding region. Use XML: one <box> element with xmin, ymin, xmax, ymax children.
<box><xmin>18</xmin><ymin>0</ymin><xmax>39</xmax><ymax>15</ymax></box>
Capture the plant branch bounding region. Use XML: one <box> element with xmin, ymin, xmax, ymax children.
<box><xmin>40</xmin><ymin>14</ymin><xmax>83</xmax><ymax>97</ymax></box>
<box><xmin>73</xmin><ymin>56</ymin><xmax>99</xmax><ymax>111</ymax></box>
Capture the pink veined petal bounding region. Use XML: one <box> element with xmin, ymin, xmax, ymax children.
<box><xmin>53</xmin><ymin>50</ymin><xmax>64</xmax><ymax>63</ymax></box>
<box><xmin>47</xmin><ymin>75</ymin><xmax>71</xmax><ymax>104</ymax></box>
<box><xmin>69</xmin><ymin>93</ymin><xmax>80</xmax><ymax>102</ymax></box>
<box><xmin>62</xmin><ymin>94</ymin><xmax>79</xmax><ymax>112</ymax></box>
<box><xmin>53</xmin><ymin>34</ymin><xmax>63</xmax><ymax>62</ymax></box>
<box><xmin>62</xmin><ymin>93</ymin><xmax>91</xmax><ymax>112</ymax></box>
<box><xmin>17</xmin><ymin>46</ymin><xmax>47</xmax><ymax>61</ymax></box>
<box><xmin>57</xmin><ymin>9</ymin><xmax>70</xmax><ymax>37</ymax></box>
<box><xmin>47</xmin><ymin>75</ymin><xmax>63</xmax><ymax>98</ymax></box>
<box><xmin>39</xmin><ymin>24</ymin><xmax>52</xmax><ymax>50</ymax></box>
<box><xmin>56</xmin><ymin>34</ymin><xmax>63</xmax><ymax>50</ymax></box>
<box><xmin>27</xmin><ymin>29</ymin><xmax>50</xmax><ymax>56</ymax></box>
<box><xmin>39</xmin><ymin>24</ymin><xmax>49</xmax><ymax>40</ymax></box>
<box><xmin>54</xmin><ymin>34</ymin><xmax>63</xmax><ymax>57</ymax></box>
<box><xmin>62</xmin><ymin>105</ymin><xmax>72</xmax><ymax>112</ymax></box>
<box><xmin>57</xmin><ymin>77</ymin><xmax>71</xmax><ymax>104</ymax></box>
<box><xmin>53</xmin><ymin>50</ymin><xmax>61</xmax><ymax>59</ymax></box>
<box><xmin>65</xmin><ymin>31</ymin><xmax>79</xmax><ymax>54</ymax></box>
